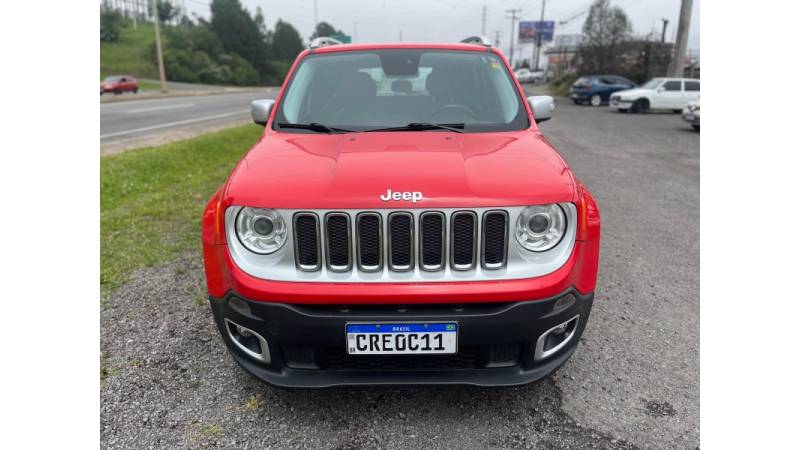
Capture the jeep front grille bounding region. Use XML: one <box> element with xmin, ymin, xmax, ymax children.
<box><xmin>293</xmin><ymin>209</ymin><xmax>508</xmax><ymax>274</ymax></box>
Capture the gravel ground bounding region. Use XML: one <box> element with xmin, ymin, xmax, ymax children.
<box><xmin>100</xmin><ymin>96</ymin><xmax>699</xmax><ymax>449</ymax></box>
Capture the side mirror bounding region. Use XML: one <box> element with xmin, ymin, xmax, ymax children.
<box><xmin>251</xmin><ymin>99</ymin><xmax>275</xmax><ymax>126</ymax></box>
<box><xmin>527</xmin><ymin>95</ymin><xmax>554</xmax><ymax>124</ymax></box>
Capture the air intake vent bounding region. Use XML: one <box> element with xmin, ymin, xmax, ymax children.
<box><xmin>325</xmin><ymin>213</ymin><xmax>352</xmax><ymax>272</ymax></box>
<box><xmin>482</xmin><ymin>210</ymin><xmax>508</xmax><ymax>269</ymax></box>
<box><xmin>419</xmin><ymin>212</ymin><xmax>445</xmax><ymax>271</ymax></box>
<box><xmin>388</xmin><ymin>212</ymin><xmax>414</xmax><ymax>271</ymax></box>
<box><xmin>451</xmin><ymin>211</ymin><xmax>477</xmax><ymax>270</ymax></box>
<box><xmin>293</xmin><ymin>213</ymin><xmax>320</xmax><ymax>271</ymax></box>
<box><xmin>356</xmin><ymin>213</ymin><xmax>382</xmax><ymax>272</ymax></box>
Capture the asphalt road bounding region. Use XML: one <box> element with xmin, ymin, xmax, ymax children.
<box><xmin>100</xmin><ymin>90</ymin><xmax>275</xmax><ymax>152</ymax></box>
<box><xmin>100</xmin><ymin>97</ymin><xmax>699</xmax><ymax>448</ymax></box>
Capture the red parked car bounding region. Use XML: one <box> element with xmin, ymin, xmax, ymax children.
<box><xmin>100</xmin><ymin>75</ymin><xmax>138</xmax><ymax>95</ymax></box>
<box><xmin>201</xmin><ymin>37</ymin><xmax>601</xmax><ymax>387</ymax></box>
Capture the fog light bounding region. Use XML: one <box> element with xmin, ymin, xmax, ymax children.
<box><xmin>534</xmin><ymin>315</ymin><xmax>580</xmax><ymax>361</ymax></box>
<box><xmin>224</xmin><ymin>318</ymin><xmax>270</xmax><ymax>363</ymax></box>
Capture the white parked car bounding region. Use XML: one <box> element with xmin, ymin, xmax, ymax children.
<box><xmin>609</xmin><ymin>78</ymin><xmax>700</xmax><ymax>113</ymax></box>
<box><xmin>682</xmin><ymin>97</ymin><xmax>700</xmax><ymax>131</ymax></box>
<box><xmin>514</xmin><ymin>68</ymin><xmax>544</xmax><ymax>84</ymax></box>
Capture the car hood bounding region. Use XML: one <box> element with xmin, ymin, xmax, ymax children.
<box><xmin>614</xmin><ymin>88</ymin><xmax>652</xmax><ymax>98</ymax></box>
<box><xmin>224</xmin><ymin>130</ymin><xmax>577</xmax><ymax>209</ymax></box>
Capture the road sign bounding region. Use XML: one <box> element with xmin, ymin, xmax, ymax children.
<box><xmin>331</xmin><ymin>33</ymin><xmax>352</xmax><ymax>43</ymax></box>
<box><xmin>519</xmin><ymin>21</ymin><xmax>555</xmax><ymax>43</ymax></box>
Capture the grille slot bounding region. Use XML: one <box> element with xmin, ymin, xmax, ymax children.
<box><xmin>356</xmin><ymin>213</ymin><xmax>383</xmax><ymax>272</ymax></box>
<box><xmin>293</xmin><ymin>213</ymin><xmax>320</xmax><ymax>271</ymax></box>
<box><xmin>419</xmin><ymin>212</ymin><xmax>445</xmax><ymax>271</ymax></box>
<box><xmin>325</xmin><ymin>213</ymin><xmax>352</xmax><ymax>272</ymax></box>
<box><xmin>388</xmin><ymin>212</ymin><xmax>414</xmax><ymax>271</ymax></box>
<box><xmin>450</xmin><ymin>211</ymin><xmax>477</xmax><ymax>270</ymax></box>
<box><xmin>482</xmin><ymin>210</ymin><xmax>508</xmax><ymax>269</ymax></box>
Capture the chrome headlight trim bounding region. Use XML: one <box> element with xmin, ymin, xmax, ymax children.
<box><xmin>234</xmin><ymin>207</ymin><xmax>287</xmax><ymax>255</ymax></box>
<box><xmin>514</xmin><ymin>204</ymin><xmax>567</xmax><ymax>252</ymax></box>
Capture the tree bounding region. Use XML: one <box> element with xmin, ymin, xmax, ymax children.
<box><xmin>311</xmin><ymin>21</ymin><xmax>342</xmax><ymax>40</ymax></box>
<box><xmin>157</xmin><ymin>0</ymin><xmax>177</xmax><ymax>24</ymax></box>
<box><xmin>578</xmin><ymin>0</ymin><xmax>631</xmax><ymax>73</ymax></box>
<box><xmin>100</xmin><ymin>8</ymin><xmax>125</xmax><ymax>42</ymax></box>
<box><xmin>210</xmin><ymin>0</ymin><xmax>269</xmax><ymax>74</ymax></box>
<box><xmin>271</xmin><ymin>19</ymin><xmax>304</xmax><ymax>61</ymax></box>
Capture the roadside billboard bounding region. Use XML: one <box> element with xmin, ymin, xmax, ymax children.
<box><xmin>519</xmin><ymin>21</ymin><xmax>555</xmax><ymax>43</ymax></box>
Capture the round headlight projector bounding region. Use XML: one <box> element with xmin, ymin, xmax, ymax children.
<box><xmin>515</xmin><ymin>204</ymin><xmax>567</xmax><ymax>252</ymax></box>
<box><xmin>235</xmin><ymin>207</ymin><xmax>287</xmax><ymax>254</ymax></box>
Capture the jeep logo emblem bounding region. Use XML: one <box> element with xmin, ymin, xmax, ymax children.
<box><xmin>380</xmin><ymin>189</ymin><xmax>423</xmax><ymax>203</ymax></box>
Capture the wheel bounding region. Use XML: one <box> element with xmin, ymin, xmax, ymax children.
<box><xmin>133</xmin><ymin>88</ymin><xmax>138</xmax><ymax>94</ymax></box>
<box><xmin>113</xmin><ymin>89</ymin><xmax>121</xmax><ymax>95</ymax></box>
<box><xmin>590</xmin><ymin>94</ymin><xmax>602</xmax><ymax>106</ymax></box>
<box><xmin>673</xmin><ymin>109</ymin><xmax>682</xmax><ymax>114</ymax></box>
<box><xmin>692</xmin><ymin>124</ymin><xmax>700</xmax><ymax>131</ymax></box>
<box><xmin>630</xmin><ymin>99</ymin><xmax>649</xmax><ymax>113</ymax></box>
<box><xmin>618</xmin><ymin>108</ymin><xmax>628</xmax><ymax>113</ymax></box>
<box><xmin>572</xmin><ymin>99</ymin><xmax>582</xmax><ymax>105</ymax></box>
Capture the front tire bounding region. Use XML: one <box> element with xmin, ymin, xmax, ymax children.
<box><xmin>692</xmin><ymin>124</ymin><xmax>700</xmax><ymax>131</ymax></box>
<box><xmin>572</xmin><ymin>99</ymin><xmax>582</xmax><ymax>105</ymax></box>
<box><xmin>590</xmin><ymin>94</ymin><xmax>602</xmax><ymax>106</ymax></box>
<box><xmin>618</xmin><ymin>108</ymin><xmax>628</xmax><ymax>113</ymax></box>
<box><xmin>133</xmin><ymin>88</ymin><xmax>138</xmax><ymax>94</ymax></box>
<box><xmin>630</xmin><ymin>99</ymin><xmax>649</xmax><ymax>113</ymax></box>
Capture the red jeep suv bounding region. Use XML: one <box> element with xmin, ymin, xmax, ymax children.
<box><xmin>202</xmin><ymin>37</ymin><xmax>601</xmax><ymax>387</ymax></box>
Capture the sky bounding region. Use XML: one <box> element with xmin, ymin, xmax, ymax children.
<box><xmin>183</xmin><ymin>0</ymin><xmax>700</xmax><ymax>62</ymax></box>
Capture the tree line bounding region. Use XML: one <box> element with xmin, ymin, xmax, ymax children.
<box><xmin>576</xmin><ymin>0</ymin><xmax>676</xmax><ymax>83</ymax></box>
<box><xmin>101</xmin><ymin>0</ymin><xmax>345</xmax><ymax>86</ymax></box>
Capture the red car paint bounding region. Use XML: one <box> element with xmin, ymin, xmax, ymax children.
<box><xmin>100</xmin><ymin>75</ymin><xmax>139</xmax><ymax>95</ymax></box>
<box><xmin>201</xmin><ymin>42</ymin><xmax>600</xmax><ymax>305</ymax></box>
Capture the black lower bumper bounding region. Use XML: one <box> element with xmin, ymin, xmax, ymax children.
<box><xmin>209</xmin><ymin>290</ymin><xmax>593</xmax><ymax>388</ymax></box>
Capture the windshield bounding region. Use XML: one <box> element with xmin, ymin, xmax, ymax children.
<box><xmin>104</xmin><ymin>76</ymin><xmax>122</xmax><ymax>82</ymax></box>
<box><xmin>641</xmin><ymin>79</ymin><xmax>663</xmax><ymax>89</ymax></box>
<box><xmin>274</xmin><ymin>49</ymin><xmax>529</xmax><ymax>133</ymax></box>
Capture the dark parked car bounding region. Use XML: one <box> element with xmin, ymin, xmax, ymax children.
<box><xmin>569</xmin><ymin>75</ymin><xmax>636</xmax><ymax>106</ymax></box>
<box><xmin>100</xmin><ymin>75</ymin><xmax>139</xmax><ymax>95</ymax></box>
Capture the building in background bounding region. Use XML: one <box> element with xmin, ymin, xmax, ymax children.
<box><xmin>545</xmin><ymin>34</ymin><xmax>582</xmax><ymax>79</ymax></box>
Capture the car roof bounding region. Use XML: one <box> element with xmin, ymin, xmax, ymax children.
<box><xmin>308</xmin><ymin>42</ymin><xmax>495</xmax><ymax>55</ymax></box>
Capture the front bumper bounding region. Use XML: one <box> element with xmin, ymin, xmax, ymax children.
<box><xmin>209</xmin><ymin>289</ymin><xmax>593</xmax><ymax>388</ymax></box>
<box><xmin>610</xmin><ymin>98</ymin><xmax>632</xmax><ymax>109</ymax></box>
<box><xmin>683</xmin><ymin>109</ymin><xmax>700</xmax><ymax>125</ymax></box>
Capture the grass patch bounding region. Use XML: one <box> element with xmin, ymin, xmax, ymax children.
<box><xmin>244</xmin><ymin>394</ymin><xmax>264</xmax><ymax>412</ymax></box>
<box><xmin>101</xmin><ymin>23</ymin><xmax>158</xmax><ymax>79</ymax></box>
<box><xmin>100</xmin><ymin>124</ymin><xmax>263</xmax><ymax>294</ymax></box>
<box><xmin>548</xmin><ymin>74</ymin><xmax>579</xmax><ymax>97</ymax></box>
<box><xmin>200</xmin><ymin>424</ymin><xmax>224</xmax><ymax>438</ymax></box>
<box><xmin>137</xmin><ymin>79</ymin><xmax>162</xmax><ymax>91</ymax></box>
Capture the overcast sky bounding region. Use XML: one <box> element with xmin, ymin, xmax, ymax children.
<box><xmin>185</xmin><ymin>0</ymin><xmax>699</xmax><ymax>61</ymax></box>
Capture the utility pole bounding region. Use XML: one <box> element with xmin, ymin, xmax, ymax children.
<box><xmin>354</xmin><ymin>21</ymin><xmax>358</xmax><ymax>42</ymax></box>
<box><xmin>481</xmin><ymin>5</ymin><xmax>487</xmax><ymax>36</ymax></box>
<box><xmin>660</xmin><ymin>18</ymin><xmax>669</xmax><ymax>43</ymax></box>
<box><xmin>314</xmin><ymin>0</ymin><xmax>318</xmax><ymax>30</ymax></box>
<box><xmin>494</xmin><ymin>30</ymin><xmax>502</xmax><ymax>49</ymax></box>
<box><xmin>667</xmin><ymin>0</ymin><xmax>693</xmax><ymax>77</ymax></box>
<box><xmin>534</xmin><ymin>0</ymin><xmax>546</xmax><ymax>71</ymax></box>
<box><xmin>399</xmin><ymin>29</ymin><xmax>403</xmax><ymax>41</ymax></box>
<box><xmin>505</xmin><ymin>8</ymin><xmax>521</xmax><ymax>67</ymax></box>
<box><xmin>150</xmin><ymin>0</ymin><xmax>167</xmax><ymax>93</ymax></box>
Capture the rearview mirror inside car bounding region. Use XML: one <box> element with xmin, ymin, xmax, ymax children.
<box><xmin>251</xmin><ymin>99</ymin><xmax>275</xmax><ymax>126</ymax></box>
<box><xmin>527</xmin><ymin>96</ymin><xmax>555</xmax><ymax>124</ymax></box>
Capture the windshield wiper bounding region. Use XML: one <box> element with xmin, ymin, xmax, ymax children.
<box><xmin>365</xmin><ymin>122</ymin><xmax>465</xmax><ymax>133</ymax></box>
<box><xmin>277</xmin><ymin>122</ymin><xmax>355</xmax><ymax>133</ymax></box>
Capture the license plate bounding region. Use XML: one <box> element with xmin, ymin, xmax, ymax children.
<box><xmin>346</xmin><ymin>322</ymin><xmax>458</xmax><ymax>355</ymax></box>
<box><xmin>685</xmin><ymin>114</ymin><xmax>695</xmax><ymax>120</ymax></box>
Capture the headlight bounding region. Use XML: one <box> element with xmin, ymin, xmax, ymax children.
<box><xmin>234</xmin><ymin>207</ymin><xmax>287</xmax><ymax>254</ymax></box>
<box><xmin>515</xmin><ymin>204</ymin><xmax>567</xmax><ymax>252</ymax></box>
